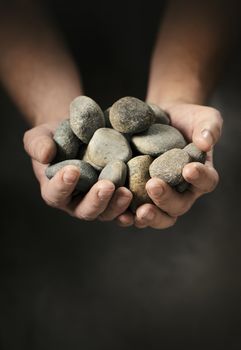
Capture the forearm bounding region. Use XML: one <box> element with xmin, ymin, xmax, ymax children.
<box><xmin>0</xmin><ymin>2</ymin><xmax>82</xmax><ymax>126</ymax></box>
<box><xmin>147</xmin><ymin>0</ymin><xmax>236</xmax><ymax>108</ymax></box>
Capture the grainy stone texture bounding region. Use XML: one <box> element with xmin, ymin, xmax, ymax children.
<box><xmin>82</xmin><ymin>149</ymin><xmax>103</xmax><ymax>171</ymax></box>
<box><xmin>132</xmin><ymin>124</ymin><xmax>187</xmax><ymax>156</ymax></box>
<box><xmin>109</xmin><ymin>96</ymin><xmax>154</xmax><ymax>134</ymax></box>
<box><xmin>149</xmin><ymin>148</ymin><xmax>191</xmax><ymax>186</ymax></box>
<box><xmin>175</xmin><ymin>180</ymin><xmax>190</xmax><ymax>193</ymax></box>
<box><xmin>148</xmin><ymin>103</ymin><xmax>170</xmax><ymax>125</ymax></box>
<box><xmin>86</xmin><ymin>128</ymin><xmax>132</xmax><ymax>168</ymax></box>
<box><xmin>184</xmin><ymin>143</ymin><xmax>206</xmax><ymax>164</ymax></box>
<box><xmin>98</xmin><ymin>160</ymin><xmax>127</xmax><ymax>187</ymax></box>
<box><xmin>70</xmin><ymin>96</ymin><xmax>105</xmax><ymax>143</ymax></box>
<box><xmin>53</xmin><ymin>119</ymin><xmax>80</xmax><ymax>161</ymax></box>
<box><xmin>103</xmin><ymin>107</ymin><xmax>112</xmax><ymax>128</ymax></box>
<box><xmin>45</xmin><ymin>159</ymin><xmax>98</xmax><ymax>193</ymax></box>
<box><xmin>127</xmin><ymin>155</ymin><xmax>153</xmax><ymax>212</ymax></box>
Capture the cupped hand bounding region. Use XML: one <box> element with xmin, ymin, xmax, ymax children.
<box><xmin>116</xmin><ymin>103</ymin><xmax>223</xmax><ymax>229</ymax></box>
<box><xmin>23</xmin><ymin>123</ymin><xmax>133</xmax><ymax>221</ymax></box>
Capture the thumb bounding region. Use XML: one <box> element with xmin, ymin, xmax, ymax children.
<box><xmin>192</xmin><ymin>108</ymin><xmax>223</xmax><ymax>152</ymax></box>
<box><xmin>23</xmin><ymin>125</ymin><xmax>56</xmax><ymax>164</ymax></box>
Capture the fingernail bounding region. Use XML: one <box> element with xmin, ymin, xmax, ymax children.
<box><xmin>63</xmin><ymin>170</ymin><xmax>79</xmax><ymax>184</ymax></box>
<box><xmin>191</xmin><ymin>167</ymin><xmax>199</xmax><ymax>180</ymax></box>
<box><xmin>150</xmin><ymin>185</ymin><xmax>163</xmax><ymax>197</ymax></box>
<box><xmin>98</xmin><ymin>189</ymin><xmax>113</xmax><ymax>201</ymax></box>
<box><xmin>117</xmin><ymin>195</ymin><xmax>130</xmax><ymax>207</ymax></box>
<box><xmin>147</xmin><ymin>211</ymin><xmax>155</xmax><ymax>221</ymax></box>
<box><xmin>201</xmin><ymin>129</ymin><xmax>213</xmax><ymax>146</ymax></box>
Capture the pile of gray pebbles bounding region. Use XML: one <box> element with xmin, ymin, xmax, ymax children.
<box><xmin>46</xmin><ymin>96</ymin><xmax>206</xmax><ymax>211</ymax></box>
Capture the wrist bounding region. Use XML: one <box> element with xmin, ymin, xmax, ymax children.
<box><xmin>146</xmin><ymin>75</ymin><xmax>207</xmax><ymax>110</ymax></box>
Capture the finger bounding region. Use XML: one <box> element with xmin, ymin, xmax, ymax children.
<box><xmin>135</xmin><ymin>204</ymin><xmax>177</xmax><ymax>229</ymax></box>
<box><xmin>192</xmin><ymin>108</ymin><xmax>223</xmax><ymax>152</ymax></box>
<box><xmin>23</xmin><ymin>125</ymin><xmax>56</xmax><ymax>164</ymax></box>
<box><xmin>116</xmin><ymin>211</ymin><xmax>134</xmax><ymax>227</ymax></box>
<box><xmin>146</xmin><ymin>178</ymin><xmax>196</xmax><ymax>217</ymax></box>
<box><xmin>41</xmin><ymin>165</ymin><xmax>80</xmax><ymax>208</ymax></box>
<box><xmin>98</xmin><ymin>187</ymin><xmax>133</xmax><ymax>221</ymax></box>
<box><xmin>72</xmin><ymin>180</ymin><xmax>115</xmax><ymax>221</ymax></box>
<box><xmin>183</xmin><ymin>162</ymin><xmax>219</xmax><ymax>195</ymax></box>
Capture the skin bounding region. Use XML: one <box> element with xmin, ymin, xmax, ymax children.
<box><xmin>0</xmin><ymin>1</ymin><xmax>236</xmax><ymax>229</ymax></box>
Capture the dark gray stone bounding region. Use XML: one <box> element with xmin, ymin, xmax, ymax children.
<box><xmin>127</xmin><ymin>155</ymin><xmax>153</xmax><ymax>212</ymax></box>
<box><xmin>98</xmin><ymin>160</ymin><xmax>127</xmax><ymax>187</ymax></box>
<box><xmin>132</xmin><ymin>124</ymin><xmax>187</xmax><ymax>156</ymax></box>
<box><xmin>70</xmin><ymin>95</ymin><xmax>105</xmax><ymax>143</ymax></box>
<box><xmin>149</xmin><ymin>149</ymin><xmax>191</xmax><ymax>186</ymax></box>
<box><xmin>109</xmin><ymin>96</ymin><xmax>154</xmax><ymax>134</ymax></box>
<box><xmin>103</xmin><ymin>107</ymin><xmax>112</xmax><ymax>128</ymax></box>
<box><xmin>45</xmin><ymin>159</ymin><xmax>98</xmax><ymax>193</ymax></box>
<box><xmin>148</xmin><ymin>103</ymin><xmax>170</xmax><ymax>125</ymax></box>
<box><xmin>86</xmin><ymin>128</ymin><xmax>132</xmax><ymax>169</ymax></box>
<box><xmin>184</xmin><ymin>143</ymin><xmax>206</xmax><ymax>164</ymax></box>
<box><xmin>175</xmin><ymin>180</ymin><xmax>190</xmax><ymax>193</ymax></box>
<box><xmin>53</xmin><ymin>119</ymin><xmax>80</xmax><ymax>161</ymax></box>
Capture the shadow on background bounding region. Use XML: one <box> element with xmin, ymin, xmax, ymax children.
<box><xmin>1</xmin><ymin>1</ymin><xmax>241</xmax><ymax>349</ymax></box>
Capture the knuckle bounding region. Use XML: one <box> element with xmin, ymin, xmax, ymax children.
<box><xmin>41</xmin><ymin>188</ymin><xmax>59</xmax><ymax>208</ymax></box>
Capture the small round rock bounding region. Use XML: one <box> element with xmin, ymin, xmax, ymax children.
<box><xmin>99</xmin><ymin>160</ymin><xmax>127</xmax><ymax>187</ymax></box>
<box><xmin>127</xmin><ymin>155</ymin><xmax>153</xmax><ymax>212</ymax></box>
<box><xmin>53</xmin><ymin>119</ymin><xmax>80</xmax><ymax>161</ymax></box>
<box><xmin>45</xmin><ymin>159</ymin><xmax>98</xmax><ymax>193</ymax></box>
<box><xmin>109</xmin><ymin>96</ymin><xmax>154</xmax><ymax>134</ymax></box>
<box><xmin>148</xmin><ymin>102</ymin><xmax>170</xmax><ymax>125</ymax></box>
<box><xmin>86</xmin><ymin>128</ymin><xmax>132</xmax><ymax>169</ymax></box>
<box><xmin>184</xmin><ymin>143</ymin><xmax>206</xmax><ymax>164</ymax></box>
<box><xmin>132</xmin><ymin>124</ymin><xmax>187</xmax><ymax>156</ymax></box>
<box><xmin>70</xmin><ymin>95</ymin><xmax>105</xmax><ymax>143</ymax></box>
<box><xmin>149</xmin><ymin>148</ymin><xmax>191</xmax><ymax>186</ymax></box>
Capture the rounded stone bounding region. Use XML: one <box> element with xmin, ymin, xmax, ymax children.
<box><xmin>98</xmin><ymin>160</ymin><xmax>127</xmax><ymax>187</ymax></box>
<box><xmin>45</xmin><ymin>159</ymin><xmax>98</xmax><ymax>193</ymax></box>
<box><xmin>70</xmin><ymin>95</ymin><xmax>105</xmax><ymax>143</ymax></box>
<box><xmin>132</xmin><ymin>124</ymin><xmax>187</xmax><ymax>156</ymax></box>
<box><xmin>184</xmin><ymin>143</ymin><xmax>206</xmax><ymax>164</ymax></box>
<box><xmin>127</xmin><ymin>155</ymin><xmax>153</xmax><ymax>212</ymax></box>
<box><xmin>86</xmin><ymin>128</ymin><xmax>132</xmax><ymax>168</ymax></box>
<box><xmin>109</xmin><ymin>96</ymin><xmax>154</xmax><ymax>134</ymax></box>
<box><xmin>82</xmin><ymin>148</ymin><xmax>103</xmax><ymax>172</ymax></box>
<box><xmin>53</xmin><ymin>119</ymin><xmax>80</xmax><ymax>161</ymax></box>
<box><xmin>149</xmin><ymin>149</ymin><xmax>191</xmax><ymax>186</ymax></box>
<box><xmin>148</xmin><ymin>103</ymin><xmax>170</xmax><ymax>125</ymax></box>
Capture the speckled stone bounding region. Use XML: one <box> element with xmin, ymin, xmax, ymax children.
<box><xmin>149</xmin><ymin>149</ymin><xmax>191</xmax><ymax>186</ymax></box>
<box><xmin>86</xmin><ymin>128</ymin><xmax>132</xmax><ymax>169</ymax></box>
<box><xmin>175</xmin><ymin>180</ymin><xmax>190</xmax><ymax>193</ymax></box>
<box><xmin>132</xmin><ymin>124</ymin><xmax>187</xmax><ymax>156</ymax></box>
<box><xmin>53</xmin><ymin>119</ymin><xmax>80</xmax><ymax>161</ymax></box>
<box><xmin>98</xmin><ymin>160</ymin><xmax>127</xmax><ymax>187</ymax></box>
<box><xmin>103</xmin><ymin>107</ymin><xmax>112</xmax><ymax>128</ymax></box>
<box><xmin>127</xmin><ymin>155</ymin><xmax>153</xmax><ymax>212</ymax></box>
<box><xmin>70</xmin><ymin>95</ymin><xmax>105</xmax><ymax>143</ymax></box>
<box><xmin>184</xmin><ymin>143</ymin><xmax>206</xmax><ymax>164</ymax></box>
<box><xmin>148</xmin><ymin>103</ymin><xmax>170</xmax><ymax>125</ymax></box>
<box><xmin>45</xmin><ymin>159</ymin><xmax>98</xmax><ymax>193</ymax></box>
<box><xmin>109</xmin><ymin>96</ymin><xmax>154</xmax><ymax>134</ymax></box>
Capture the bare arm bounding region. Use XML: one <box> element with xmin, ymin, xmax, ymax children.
<box><xmin>0</xmin><ymin>2</ymin><xmax>82</xmax><ymax>125</ymax></box>
<box><xmin>0</xmin><ymin>2</ymin><xmax>132</xmax><ymax>223</ymax></box>
<box><xmin>118</xmin><ymin>0</ymin><xmax>238</xmax><ymax>229</ymax></box>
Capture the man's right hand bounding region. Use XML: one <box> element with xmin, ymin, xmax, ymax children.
<box><xmin>23</xmin><ymin>123</ymin><xmax>133</xmax><ymax>222</ymax></box>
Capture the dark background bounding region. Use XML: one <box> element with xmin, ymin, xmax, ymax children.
<box><xmin>1</xmin><ymin>1</ymin><xmax>241</xmax><ymax>349</ymax></box>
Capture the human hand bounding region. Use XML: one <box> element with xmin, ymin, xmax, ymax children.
<box><xmin>23</xmin><ymin>123</ymin><xmax>133</xmax><ymax>221</ymax></box>
<box><xmin>116</xmin><ymin>103</ymin><xmax>223</xmax><ymax>229</ymax></box>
